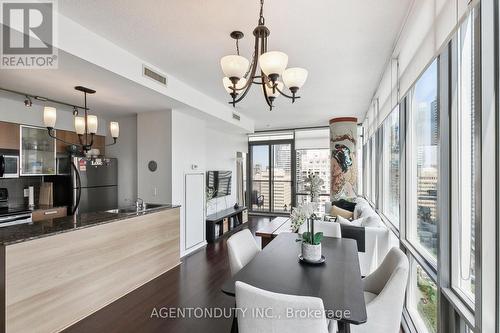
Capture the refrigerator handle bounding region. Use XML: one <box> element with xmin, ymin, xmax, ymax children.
<box><xmin>71</xmin><ymin>161</ymin><xmax>82</xmax><ymax>215</ymax></box>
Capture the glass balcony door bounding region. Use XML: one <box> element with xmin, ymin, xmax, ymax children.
<box><xmin>249</xmin><ymin>141</ymin><xmax>294</xmax><ymax>214</ymax></box>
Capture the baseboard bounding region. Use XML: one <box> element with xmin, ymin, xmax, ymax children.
<box><xmin>181</xmin><ymin>241</ymin><xmax>207</xmax><ymax>258</ymax></box>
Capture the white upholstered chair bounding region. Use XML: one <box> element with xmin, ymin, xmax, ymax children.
<box><xmin>351</xmin><ymin>247</ymin><xmax>409</xmax><ymax>333</ymax></box>
<box><xmin>227</xmin><ymin>229</ymin><xmax>260</xmax><ymax>276</ymax></box>
<box><xmin>298</xmin><ymin>221</ymin><xmax>342</xmax><ymax>238</ymax></box>
<box><xmin>235</xmin><ymin>281</ymin><xmax>337</xmax><ymax>333</ymax></box>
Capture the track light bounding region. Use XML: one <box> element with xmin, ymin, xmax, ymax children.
<box><xmin>34</xmin><ymin>96</ymin><xmax>47</xmax><ymax>101</ymax></box>
<box><xmin>24</xmin><ymin>95</ymin><xmax>32</xmax><ymax>107</ymax></box>
<box><xmin>72</xmin><ymin>106</ymin><xmax>79</xmax><ymax>116</ymax></box>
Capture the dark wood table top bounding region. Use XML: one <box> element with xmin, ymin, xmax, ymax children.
<box><xmin>221</xmin><ymin>233</ymin><xmax>367</xmax><ymax>324</ymax></box>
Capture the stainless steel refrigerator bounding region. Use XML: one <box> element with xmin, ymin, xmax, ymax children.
<box><xmin>71</xmin><ymin>157</ymin><xmax>118</xmax><ymax>214</ymax></box>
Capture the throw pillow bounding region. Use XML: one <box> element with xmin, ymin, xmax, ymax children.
<box><xmin>353</xmin><ymin>202</ymin><xmax>370</xmax><ymax>219</ymax></box>
<box><xmin>331</xmin><ymin>205</ymin><xmax>353</xmax><ymax>219</ymax></box>
<box><xmin>337</xmin><ymin>215</ymin><xmax>363</xmax><ymax>227</ymax></box>
<box><xmin>332</xmin><ymin>199</ymin><xmax>356</xmax><ymax>212</ymax></box>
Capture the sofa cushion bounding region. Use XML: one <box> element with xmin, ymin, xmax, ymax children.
<box><xmin>332</xmin><ymin>199</ymin><xmax>356</xmax><ymax>212</ymax></box>
<box><xmin>361</xmin><ymin>215</ymin><xmax>384</xmax><ymax>228</ymax></box>
<box><xmin>331</xmin><ymin>205</ymin><xmax>354</xmax><ymax>219</ymax></box>
<box><xmin>354</xmin><ymin>202</ymin><xmax>372</xmax><ymax>219</ymax></box>
<box><xmin>337</xmin><ymin>215</ymin><xmax>363</xmax><ymax>227</ymax></box>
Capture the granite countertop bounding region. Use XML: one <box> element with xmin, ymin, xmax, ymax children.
<box><xmin>0</xmin><ymin>204</ymin><xmax>180</xmax><ymax>246</ymax></box>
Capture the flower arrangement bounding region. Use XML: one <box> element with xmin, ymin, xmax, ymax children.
<box><xmin>290</xmin><ymin>202</ymin><xmax>316</xmax><ymax>232</ymax></box>
<box><xmin>304</xmin><ymin>173</ymin><xmax>325</xmax><ymax>202</ymax></box>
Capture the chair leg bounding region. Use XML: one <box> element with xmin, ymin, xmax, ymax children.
<box><xmin>231</xmin><ymin>302</ymin><xmax>239</xmax><ymax>333</ymax></box>
<box><xmin>337</xmin><ymin>322</ymin><xmax>350</xmax><ymax>333</ymax></box>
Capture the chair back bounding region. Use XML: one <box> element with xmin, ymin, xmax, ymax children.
<box><xmin>299</xmin><ymin>221</ymin><xmax>342</xmax><ymax>238</ymax></box>
<box><xmin>227</xmin><ymin>229</ymin><xmax>260</xmax><ymax>276</ymax></box>
<box><xmin>235</xmin><ymin>281</ymin><xmax>330</xmax><ymax>333</ymax></box>
<box><xmin>352</xmin><ymin>247</ymin><xmax>409</xmax><ymax>333</ymax></box>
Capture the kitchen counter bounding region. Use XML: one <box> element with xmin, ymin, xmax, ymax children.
<box><xmin>0</xmin><ymin>205</ymin><xmax>181</xmax><ymax>333</ymax></box>
<box><xmin>0</xmin><ymin>204</ymin><xmax>180</xmax><ymax>245</ymax></box>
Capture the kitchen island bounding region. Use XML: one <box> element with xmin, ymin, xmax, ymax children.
<box><xmin>0</xmin><ymin>205</ymin><xmax>180</xmax><ymax>333</ymax></box>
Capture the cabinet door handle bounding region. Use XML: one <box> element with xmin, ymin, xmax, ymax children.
<box><xmin>44</xmin><ymin>210</ymin><xmax>59</xmax><ymax>215</ymax></box>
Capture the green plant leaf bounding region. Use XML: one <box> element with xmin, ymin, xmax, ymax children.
<box><xmin>302</xmin><ymin>232</ymin><xmax>311</xmax><ymax>244</ymax></box>
<box><xmin>313</xmin><ymin>232</ymin><xmax>323</xmax><ymax>245</ymax></box>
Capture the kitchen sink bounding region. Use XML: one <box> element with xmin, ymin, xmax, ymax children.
<box><xmin>106</xmin><ymin>203</ymin><xmax>166</xmax><ymax>215</ymax></box>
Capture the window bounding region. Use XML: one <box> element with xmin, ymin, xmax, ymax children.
<box><xmin>408</xmin><ymin>59</ymin><xmax>439</xmax><ymax>262</ymax></box>
<box><xmin>408</xmin><ymin>258</ymin><xmax>438</xmax><ymax>333</ymax></box>
<box><xmin>296</xmin><ymin>149</ymin><xmax>330</xmax><ymax>213</ymax></box>
<box><xmin>382</xmin><ymin>106</ymin><xmax>401</xmax><ymax>227</ymax></box>
<box><xmin>364</xmin><ymin>142</ymin><xmax>371</xmax><ymax>199</ymax></box>
<box><xmin>370</xmin><ymin>137</ymin><xmax>376</xmax><ymax>203</ymax></box>
<box><xmin>451</xmin><ymin>12</ymin><xmax>477</xmax><ymax>304</ymax></box>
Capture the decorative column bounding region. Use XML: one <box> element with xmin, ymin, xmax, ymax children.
<box><xmin>329</xmin><ymin>117</ymin><xmax>358</xmax><ymax>200</ymax></box>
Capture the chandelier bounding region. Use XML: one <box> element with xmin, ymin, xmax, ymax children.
<box><xmin>220</xmin><ymin>0</ymin><xmax>308</xmax><ymax>111</ymax></box>
<box><xmin>43</xmin><ymin>86</ymin><xmax>119</xmax><ymax>153</ymax></box>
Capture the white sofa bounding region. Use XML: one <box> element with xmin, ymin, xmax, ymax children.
<box><xmin>324</xmin><ymin>198</ymin><xmax>394</xmax><ymax>276</ymax></box>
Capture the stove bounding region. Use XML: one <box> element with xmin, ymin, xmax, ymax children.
<box><xmin>0</xmin><ymin>188</ymin><xmax>33</xmax><ymax>226</ymax></box>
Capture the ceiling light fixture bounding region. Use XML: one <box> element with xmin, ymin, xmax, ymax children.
<box><xmin>220</xmin><ymin>0</ymin><xmax>308</xmax><ymax>111</ymax></box>
<box><xmin>43</xmin><ymin>86</ymin><xmax>119</xmax><ymax>153</ymax></box>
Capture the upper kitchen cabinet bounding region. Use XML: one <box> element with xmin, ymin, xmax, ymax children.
<box><xmin>0</xmin><ymin>122</ymin><xmax>20</xmax><ymax>150</ymax></box>
<box><xmin>20</xmin><ymin>125</ymin><xmax>56</xmax><ymax>175</ymax></box>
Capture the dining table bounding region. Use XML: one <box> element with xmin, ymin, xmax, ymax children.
<box><xmin>221</xmin><ymin>232</ymin><xmax>367</xmax><ymax>333</ymax></box>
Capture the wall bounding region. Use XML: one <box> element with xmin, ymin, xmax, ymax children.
<box><xmin>137</xmin><ymin>111</ymin><xmax>172</xmax><ymax>204</ymax></box>
<box><xmin>106</xmin><ymin>115</ymin><xmax>137</xmax><ymax>206</ymax></box>
<box><xmin>204</xmin><ymin>127</ymin><xmax>248</xmax><ymax>214</ymax></box>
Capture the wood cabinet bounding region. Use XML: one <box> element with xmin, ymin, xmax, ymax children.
<box><xmin>55</xmin><ymin>130</ymin><xmax>105</xmax><ymax>155</ymax></box>
<box><xmin>32</xmin><ymin>206</ymin><xmax>67</xmax><ymax>222</ymax></box>
<box><xmin>0</xmin><ymin>122</ymin><xmax>20</xmax><ymax>150</ymax></box>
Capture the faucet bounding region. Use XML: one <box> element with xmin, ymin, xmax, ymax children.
<box><xmin>135</xmin><ymin>198</ymin><xmax>145</xmax><ymax>210</ymax></box>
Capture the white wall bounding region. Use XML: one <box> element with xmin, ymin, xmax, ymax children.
<box><xmin>106</xmin><ymin>115</ymin><xmax>137</xmax><ymax>206</ymax></box>
<box><xmin>205</xmin><ymin>127</ymin><xmax>248</xmax><ymax>215</ymax></box>
<box><xmin>137</xmin><ymin>111</ymin><xmax>172</xmax><ymax>204</ymax></box>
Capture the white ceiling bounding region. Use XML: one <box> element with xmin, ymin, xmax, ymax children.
<box><xmin>48</xmin><ymin>1</ymin><xmax>410</xmax><ymax>130</ymax></box>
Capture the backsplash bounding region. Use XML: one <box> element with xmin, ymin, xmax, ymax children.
<box><xmin>0</xmin><ymin>177</ymin><xmax>42</xmax><ymax>206</ymax></box>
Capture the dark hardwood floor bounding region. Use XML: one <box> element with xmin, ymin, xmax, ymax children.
<box><xmin>64</xmin><ymin>215</ymin><xmax>273</xmax><ymax>333</ymax></box>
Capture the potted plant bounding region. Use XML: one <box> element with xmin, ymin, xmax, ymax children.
<box><xmin>290</xmin><ymin>203</ymin><xmax>323</xmax><ymax>262</ymax></box>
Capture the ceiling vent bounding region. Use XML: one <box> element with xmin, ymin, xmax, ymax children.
<box><xmin>143</xmin><ymin>65</ymin><xmax>167</xmax><ymax>86</ymax></box>
<box><xmin>232</xmin><ymin>112</ymin><xmax>241</xmax><ymax>121</ymax></box>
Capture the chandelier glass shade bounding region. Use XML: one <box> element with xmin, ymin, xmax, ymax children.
<box><xmin>42</xmin><ymin>86</ymin><xmax>119</xmax><ymax>153</ymax></box>
<box><xmin>220</xmin><ymin>0</ymin><xmax>308</xmax><ymax>110</ymax></box>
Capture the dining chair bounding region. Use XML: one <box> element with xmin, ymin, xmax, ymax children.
<box><xmin>299</xmin><ymin>221</ymin><xmax>342</xmax><ymax>238</ymax></box>
<box><xmin>227</xmin><ymin>229</ymin><xmax>260</xmax><ymax>276</ymax></box>
<box><xmin>235</xmin><ymin>281</ymin><xmax>337</xmax><ymax>333</ymax></box>
<box><xmin>351</xmin><ymin>247</ymin><xmax>409</xmax><ymax>333</ymax></box>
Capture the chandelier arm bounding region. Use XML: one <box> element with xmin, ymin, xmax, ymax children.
<box><xmin>105</xmin><ymin>138</ymin><xmax>117</xmax><ymax>147</ymax></box>
<box><xmin>230</xmin><ymin>36</ymin><xmax>261</xmax><ymax>104</ymax></box>
<box><xmin>260</xmin><ymin>72</ymin><xmax>273</xmax><ymax>110</ymax></box>
<box><xmin>47</xmin><ymin>128</ymin><xmax>83</xmax><ymax>148</ymax></box>
<box><xmin>275</xmin><ymin>86</ymin><xmax>299</xmax><ymax>99</ymax></box>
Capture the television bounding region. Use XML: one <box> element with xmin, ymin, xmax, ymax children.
<box><xmin>207</xmin><ymin>171</ymin><xmax>232</xmax><ymax>198</ymax></box>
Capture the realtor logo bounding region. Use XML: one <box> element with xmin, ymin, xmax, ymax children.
<box><xmin>1</xmin><ymin>0</ymin><xmax>58</xmax><ymax>68</ymax></box>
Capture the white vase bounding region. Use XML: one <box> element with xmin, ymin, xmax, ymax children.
<box><xmin>302</xmin><ymin>242</ymin><xmax>322</xmax><ymax>262</ymax></box>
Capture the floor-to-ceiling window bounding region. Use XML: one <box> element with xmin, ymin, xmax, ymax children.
<box><xmin>295</xmin><ymin>148</ymin><xmax>330</xmax><ymax>213</ymax></box>
<box><xmin>382</xmin><ymin>106</ymin><xmax>401</xmax><ymax>228</ymax></box>
<box><xmin>248</xmin><ymin>134</ymin><xmax>294</xmax><ymax>214</ymax></box>
<box><xmin>408</xmin><ymin>59</ymin><xmax>439</xmax><ymax>263</ymax></box>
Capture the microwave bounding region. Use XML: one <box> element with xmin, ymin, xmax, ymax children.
<box><xmin>0</xmin><ymin>155</ymin><xmax>19</xmax><ymax>178</ymax></box>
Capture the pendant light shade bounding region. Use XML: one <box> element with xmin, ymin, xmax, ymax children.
<box><xmin>223</xmin><ymin>77</ymin><xmax>247</xmax><ymax>94</ymax></box>
<box><xmin>87</xmin><ymin>115</ymin><xmax>98</xmax><ymax>134</ymax></box>
<box><xmin>265</xmin><ymin>81</ymin><xmax>284</xmax><ymax>98</ymax></box>
<box><xmin>283</xmin><ymin>67</ymin><xmax>308</xmax><ymax>89</ymax></box>
<box><xmin>109</xmin><ymin>121</ymin><xmax>120</xmax><ymax>138</ymax></box>
<box><xmin>259</xmin><ymin>51</ymin><xmax>288</xmax><ymax>76</ymax></box>
<box><xmin>43</xmin><ymin>106</ymin><xmax>57</xmax><ymax>128</ymax></box>
<box><xmin>74</xmin><ymin>116</ymin><xmax>86</xmax><ymax>135</ymax></box>
<box><xmin>220</xmin><ymin>55</ymin><xmax>249</xmax><ymax>79</ymax></box>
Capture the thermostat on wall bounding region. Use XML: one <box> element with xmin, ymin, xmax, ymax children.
<box><xmin>191</xmin><ymin>164</ymin><xmax>199</xmax><ymax>170</ymax></box>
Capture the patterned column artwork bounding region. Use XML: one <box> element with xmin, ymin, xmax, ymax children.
<box><xmin>330</xmin><ymin>117</ymin><xmax>357</xmax><ymax>200</ymax></box>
